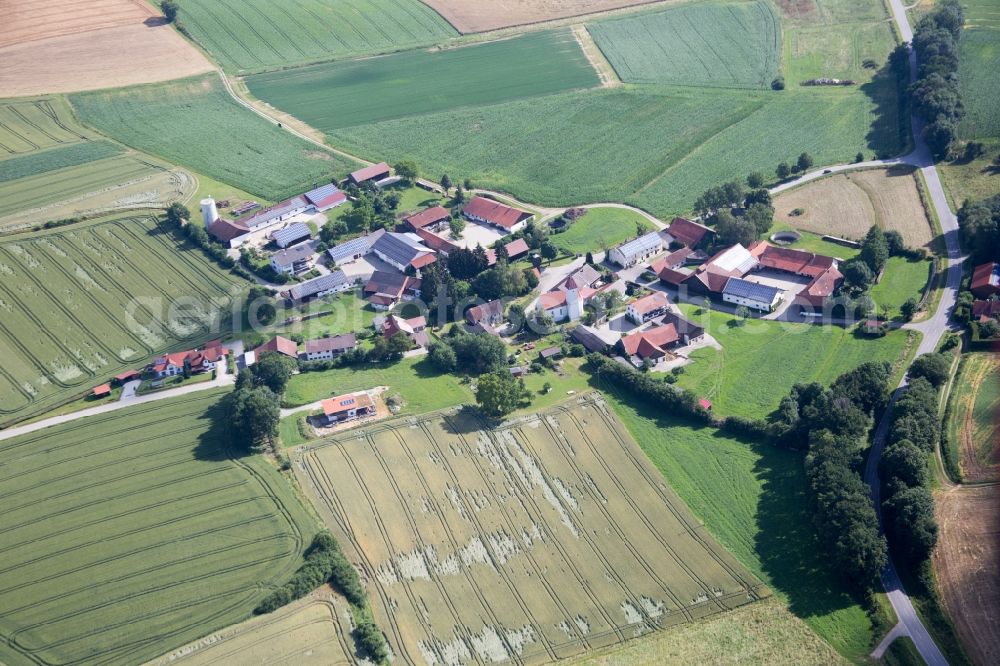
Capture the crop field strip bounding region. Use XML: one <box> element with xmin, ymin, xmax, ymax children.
<box><xmin>0</xmin><ymin>98</ymin><xmax>91</xmax><ymax>155</ymax></box>
<box><xmin>0</xmin><ymin>392</ymin><xmax>314</xmax><ymax>666</ymax></box>
<box><xmin>245</xmin><ymin>29</ymin><xmax>601</xmax><ymax>131</ymax></box>
<box><xmin>588</xmin><ymin>1</ymin><xmax>781</xmax><ymax>89</ymax></box>
<box><xmin>174</xmin><ymin>0</ymin><xmax>458</xmax><ymax>73</ymax></box>
<box><xmin>70</xmin><ymin>74</ymin><xmax>363</xmax><ymax>201</ymax></box>
<box><xmin>945</xmin><ymin>352</ymin><xmax>1000</xmax><ymax>482</ymax></box>
<box><xmin>297</xmin><ymin>395</ymin><xmax>765</xmax><ymax>665</ymax></box>
<box><xmin>0</xmin><ymin>214</ymin><xmax>244</xmax><ymax>426</ymax></box>
<box><xmin>958</xmin><ymin>0</ymin><xmax>1000</xmax><ymax>140</ymax></box>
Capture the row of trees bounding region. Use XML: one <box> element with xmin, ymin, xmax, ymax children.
<box><xmin>773</xmin><ymin>362</ymin><xmax>893</xmax><ymax>589</ymax></box>
<box><xmin>909</xmin><ymin>0</ymin><xmax>966</xmax><ymax>159</ymax></box>
<box><xmin>163</xmin><ymin>203</ymin><xmax>254</xmax><ymax>281</ymax></box>
<box><xmin>957</xmin><ymin>193</ymin><xmax>1000</xmax><ymax>262</ymax></box>
<box><xmin>692</xmin><ymin>179</ymin><xmax>776</xmax><ymax>248</ymax></box>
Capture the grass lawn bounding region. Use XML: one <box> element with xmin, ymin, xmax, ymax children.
<box><xmin>187</xmin><ymin>169</ymin><xmax>271</xmax><ymax>211</ymax></box>
<box><xmin>783</xmin><ymin>20</ymin><xmax>896</xmax><ymax>86</ymax></box>
<box><xmin>246</xmin><ymin>29</ymin><xmax>599</xmax><ymax>130</ymax></box>
<box><xmin>769</xmin><ymin>225</ymin><xmax>861</xmax><ymax>260</ymax></box>
<box><xmin>870</xmin><ymin>256</ymin><xmax>932</xmax><ymax>316</ymax></box>
<box><xmin>283</xmin><ymin>356</ymin><xmax>474</xmax><ymax>413</ymax></box>
<box><xmin>673</xmin><ymin>307</ymin><xmax>912</xmax><ymax>419</ymax></box>
<box><xmin>552</xmin><ymin>207</ymin><xmax>655</xmax><ymax>255</ymax></box>
<box><xmin>393</xmin><ymin>184</ymin><xmax>448</xmax><ymax>216</ymax></box>
<box><xmin>268</xmin><ymin>290</ymin><xmax>376</xmax><ymax>341</ymax></box>
<box><xmin>595</xmin><ymin>386</ymin><xmax>876</xmax><ymax>661</ymax></box>
<box><xmin>938</xmin><ymin>142</ymin><xmax>1000</xmax><ymax>208</ymax></box>
<box><xmin>278</xmin><ymin>409</ymin><xmax>316</xmax><ymax>448</ymax></box>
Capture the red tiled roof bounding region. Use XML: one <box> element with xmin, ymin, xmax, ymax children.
<box><xmin>93</xmin><ymin>383</ymin><xmax>112</xmax><ymax>396</ymax></box>
<box><xmin>504</xmin><ymin>238</ymin><xmax>530</xmax><ymax>259</ymax></box>
<box><xmin>629</xmin><ymin>291</ymin><xmax>669</xmax><ymax>316</ymax></box>
<box><xmin>467</xmin><ymin>299</ymin><xmax>504</xmax><ymax>324</ymax></box>
<box><xmin>751</xmin><ymin>242</ymin><xmax>834</xmax><ymax>278</ymax></box>
<box><xmin>971</xmin><ymin>262</ymin><xmax>1000</xmax><ymax>296</ymax></box>
<box><xmin>322</xmin><ymin>392</ymin><xmax>374</xmax><ymax>416</ymax></box>
<box><xmin>657</xmin><ymin>267</ymin><xmax>689</xmax><ymax>286</ymax></box>
<box><xmin>254</xmin><ymin>336</ymin><xmax>298</xmax><ymax>358</ymax></box>
<box><xmin>667</xmin><ymin>217</ymin><xmax>713</xmax><ymax>247</ymax></box>
<box><xmin>620</xmin><ymin>324</ymin><xmax>679</xmax><ymax>357</ymax></box>
<box><xmin>698</xmin><ymin>398</ymin><xmax>713</xmax><ymax>410</ymax></box>
<box><xmin>651</xmin><ymin>247</ymin><xmax>693</xmax><ymax>274</ymax></box>
<box><xmin>350</xmin><ymin>162</ymin><xmax>391</xmax><ymax>183</ymax></box>
<box><xmin>539</xmin><ymin>291</ymin><xmax>567</xmax><ymax>310</ymax></box>
<box><xmin>692</xmin><ymin>268</ymin><xmax>733</xmax><ymax>293</ymax></box>
<box><xmin>414</xmin><ymin>227</ymin><xmax>459</xmax><ymax>254</ymax></box>
<box><xmin>404</xmin><ymin>206</ymin><xmax>450</xmax><ymax>230</ymax></box>
<box><xmin>368</xmin><ymin>294</ymin><xmax>396</xmax><ymax>307</ymax></box>
<box><xmin>207</xmin><ymin>217</ymin><xmax>249</xmax><ymax>243</ymax></box>
<box><xmin>410</xmin><ymin>253</ymin><xmax>437</xmax><ymax>269</ymax></box>
<box><xmin>972</xmin><ymin>300</ymin><xmax>1000</xmax><ymax>321</ymax></box>
<box><xmin>114</xmin><ymin>370</ymin><xmax>140</xmax><ymax>381</ymax></box>
<box><xmin>463</xmin><ymin>196</ymin><xmax>532</xmax><ymax>230</ymax></box>
<box><xmin>797</xmin><ymin>266</ymin><xmax>844</xmax><ymax>307</ymax></box>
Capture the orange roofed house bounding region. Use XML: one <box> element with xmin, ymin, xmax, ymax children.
<box><xmin>150</xmin><ymin>341</ymin><xmax>227</xmax><ymax>378</ymax></box>
<box><xmin>253</xmin><ymin>336</ymin><xmax>299</xmax><ymax>359</ymax></box>
<box><xmin>321</xmin><ymin>392</ymin><xmax>375</xmax><ymax>425</ymax></box>
<box><xmin>462</xmin><ymin>196</ymin><xmax>533</xmax><ymax>234</ymax></box>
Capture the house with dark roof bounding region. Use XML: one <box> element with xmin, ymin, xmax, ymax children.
<box><xmin>666</xmin><ymin>217</ymin><xmax>713</xmax><ymax>248</ymax></box>
<box><xmin>272</xmin><ymin>222</ymin><xmax>312</xmax><ymax>249</ymax></box>
<box><xmin>370</xmin><ymin>232</ymin><xmax>435</xmax><ymax>272</ymax></box>
<box><xmin>462</xmin><ymin>196</ymin><xmax>532</xmax><ymax>233</ymax></box>
<box><xmin>556</xmin><ymin>264</ymin><xmax>601</xmax><ymax>292</ymax></box>
<box><xmin>321</xmin><ymin>392</ymin><xmax>375</xmax><ymax>425</ymax></box>
<box><xmin>287</xmin><ymin>271</ymin><xmax>351</xmax><ymax>302</ymax></box>
<box><xmin>363</xmin><ymin>271</ymin><xmax>421</xmax><ymax>310</ymax></box>
<box><xmin>254</xmin><ymin>336</ymin><xmax>299</xmax><ymax>359</ymax></box>
<box><xmin>608</xmin><ymin>231</ymin><xmax>669</xmax><ymax>268</ymax></box>
<box><xmin>207</xmin><ymin>218</ymin><xmax>250</xmax><ymax>247</ymax></box>
<box><xmin>722</xmin><ymin>277</ymin><xmax>783</xmax><ymax>312</ymax></box>
<box><xmin>971</xmin><ymin>262</ymin><xmax>1000</xmax><ymax>299</ymax></box>
<box><xmin>303</xmin><ymin>183</ymin><xmax>347</xmax><ymax>212</ymax></box>
<box><xmin>302</xmin><ymin>334</ymin><xmax>357</xmax><ymax>361</ymax></box>
<box><xmin>348</xmin><ymin>162</ymin><xmax>391</xmax><ymax>186</ymax></box>
<box><xmin>403</xmin><ymin>206</ymin><xmax>451</xmax><ymax>232</ymax></box>
<box><xmin>376</xmin><ymin>314</ymin><xmax>429</xmax><ymax>348</ymax></box>
<box><xmin>466</xmin><ymin>299</ymin><xmax>505</xmax><ymax>328</ymax></box>
<box><xmin>626</xmin><ymin>291</ymin><xmax>669</xmax><ymax>324</ymax></box>
<box><xmin>270</xmin><ymin>242</ymin><xmax>315</xmax><ymax>274</ymax></box>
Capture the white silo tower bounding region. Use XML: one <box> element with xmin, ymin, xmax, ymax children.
<box><xmin>200</xmin><ymin>197</ymin><xmax>219</xmax><ymax>226</ymax></box>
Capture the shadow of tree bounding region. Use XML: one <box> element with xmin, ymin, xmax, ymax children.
<box><xmin>193</xmin><ymin>393</ymin><xmax>252</xmax><ymax>461</ymax></box>
<box><xmin>860</xmin><ymin>61</ymin><xmax>911</xmax><ymax>158</ymax></box>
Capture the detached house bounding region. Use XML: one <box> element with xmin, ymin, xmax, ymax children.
<box><xmin>363</xmin><ymin>271</ymin><xmax>421</xmax><ymax>310</ymax></box>
<box><xmin>463</xmin><ymin>196</ymin><xmax>533</xmax><ymax>234</ymax></box>
<box><xmin>150</xmin><ymin>342</ymin><xmax>227</xmax><ymax>378</ymax></box>
<box><xmin>376</xmin><ymin>314</ymin><xmax>429</xmax><ymax>348</ymax></box>
<box><xmin>626</xmin><ymin>291</ymin><xmax>669</xmax><ymax>324</ymax></box>
<box><xmin>607</xmin><ymin>231</ymin><xmax>669</xmax><ymax>268</ymax></box>
<box><xmin>254</xmin><ymin>336</ymin><xmax>299</xmax><ymax>359</ymax></box>
<box><xmin>321</xmin><ymin>392</ymin><xmax>375</xmax><ymax>425</ymax></box>
<box><xmin>971</xmin><ymin>262</ymin><xmax>1000</xmax><ymax>299</ymax></box>
<box><xmin>302</xmin><ymin>334</ymin><xmax>357</xmax><ymax>361</ymax></box>
<box><xmin>270</xmin><ymin>243</ymin><xmax>315</xmax><ymax>275</ymax></box>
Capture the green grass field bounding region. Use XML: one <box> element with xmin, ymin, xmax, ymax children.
<box><xmin>598</xmin><ymin>389</ymin><xmax>875</xmax><ymax>660</ymax></box>
<box><xmin>783</xmin><ymin>20</ymin><xmax>896</xmax><ymax>85</ymax></box>
<box><xmin>0</xmin><ymin>391</ymin><xmax>315</xmax><ymax>666</ymax></box>
<box><xmin>174</xmin><ymin>0</ymin><xmax>457</xmax><ymax>73</ymax></box>
<box><xmin>769</xmin><ymin>226</ymin><xmax>862</xmax><ymax>260</ymax></box>
<box><xmin>70</xmin><ymin>74</ymin><xmax>361</xmax><ymax>201</ymax></box>
<box><xmin>589</xmin><ymin>1</ymin><xmax>781</xmax><ymax>89</ymax></box>
<box><xmin>268</xmin><ymin>291</ymin><xmax>376</xmax><ymax>340</ymax></box>
<box><xmin>870</xmin><ymin>256</ymin><xmax>931</xmax><ymax>316</ymax></box>
<box><xmin>945</xmin><ymin>352</ymin><xmax>1000</xmax><ymax>482</ymax></box>
<box><xmin>673</xmin><ymin>308</ymin><xmax>912</xmax><ymax>419</ymax></box>
<box><xmin>958</xmin><ymin>27</ymin><xmax>1000</xmax><ymax>140</ymax></box>
<box><xmin>0</xmin><ymin>98</ymin><xmax>91</xmax><ymax>157</ymax></box>
<box><xmin>552</xmin><ymin>207</ymin><xmax>655</xmax><ymax>254</ymax></box>
<box><xmin>0</xmin><ymin>141</ymin><xmax>122</xmax><ymax>183</ymax></box>
<box><xmin>938</xmin><ymin>139</ymin><xmax>1000</xmax><ymax>206</ymax></box>
<box><xmin>247</xmin><ymin>29</ymin><xmax>600</xmax><ymax>130</ymax></box>
<box><xmin>328</xmin><ymin>82</ymin><xmax>904</xmax><ymax>216</ymax></box>
<box><xmin>0</xmin><ymin>214</ymin><xmax>245</xmax><ymax>427</ymax></box>
<box><xmin>283</xmin><ymin>356</ymin><xmax>474</xmax><ymax>412</ymax></box>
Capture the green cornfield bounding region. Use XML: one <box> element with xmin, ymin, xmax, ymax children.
<box><xmin>0</xmin><ymin>392</ymin><xmax>315</xmax><ymax>666</ymax></box>
<box><xmin>174</xmin><ymin>0</ymin><xmax>457</xmax><ymax>73</ymax></box>
<box><xmin>70</xmin><ymin>74</ymin><xmax>362</xmax><ymax>201</ymax></box>
<box><xmin>0</xmin><ymin>214</ymin><xmax>245</xmax><ymax>427</ymax></box>
<box><xmin>246</xmin><ymin>29</ymin><xmax>600</xmax><ymax>130</ymax></box>
<box><xmin>589</xmin><ymin>1</ymin><xmax>781</xmax><ymax>88</ymax></box>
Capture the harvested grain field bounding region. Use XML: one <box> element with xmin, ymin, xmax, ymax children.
<box><xmin>297</xmin><ymin>394</ymin><xmax>767</xmax><ymax>665</ymax></box>
<box><xmin>934</xmin><ymin>484</ymin><xmax>1000</xmax><ymax>666</ymax></box>
<box><xmin>147</xmin><ymin>596</ymin><xmax>355</xmax><ymax>666</ymax></box>
<box><xmin>422</xmin><ymin>0</ymin><xmax>671</xmax><ymax>33</ymax></box>
<box><xmin>946</xmin><ymin>352</ymin><xmax>1000</xmax><ymax>482</ymax></box>
<box><xmin>774</xmin><ymin>166</ymin><xmax>934</xmax><ymax>248</ymax></box>
<box><xmin>0</xmin><ymin>0</ymin><xmax>212</xmax><ymax>97</ymax></box>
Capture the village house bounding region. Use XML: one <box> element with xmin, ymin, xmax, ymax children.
<box><xmin>463</xmin><ymin>196</ymin><xmax>533</xmax><ymax>234</ymax></box>
<box><xmin>556</xmin><ymin>263</ymin><xmax>602</xmax><ymax>292</ymax></box>
<box><xmin>301</xmin><ymin>334</ymin><xmax>357</xmax><ymax>361</ymax></box>
<box><xmin>666</xmin><ymin>217</ymin><xmax>714</xmax><ymax>248</ymax></box>
<box><xmin>376</xmin><ymin>313</ymin><xmax>429</xmax><ymax>348</ymax></box>
<box><xmin>287</xmin><ymin>271</ymin><xmax>351</xmax><ymax>302</ymax></box>
<box><xmin>626</xmin><ymin>291</ymin><xmax>670</xmax><ymax>325</ymax></box>
<box><xmin>971</xmin><ymin>299</ymin><xmax>1000</xmax><ymax>323</ymax></box>
<box><xmin>254</xmin><ymin>336</ymin><xmax>299</xmax><ymax>359</ymax></box>
<box><xmin>363</xmin><ymin>271</ymin><xmax>421</xmax><ymax>310</ymax></box>
<box><xmin>150</xmin><ymin>342</ymin><xmax>227</xmax><ymax>378</ymax></box>
<box><xmin>369</xmin><ymin>232</ymin><xmax>436</xmax><ymax>273</ymax></box>
<box><xmin>722</xmin><ymin>277</ymin><xmax>783</xmax><ymax>312</ymax></box>
<box><xmin>403</xmin><ymin>206</ymin><xmax>451</xmax><ymax>233</ymax></box>
<box><xmin>466</xmin><ymin>299</ymin><xmax>505</xmax><ymax>329</ymax></box>
<box><xmin>348</xmin><ymin>162</ymin><xmax>392</xmax><ymax>187</ymax></box>
<box><xmin>607</xmin><ymin>231</ymin><xmax>669</xmax><ymax>268</ymax></box>
<box><xmin>650</xmin><ymin>247</ymin><xmax>694</xmax><ymax>274</ymax></box>
<box><xmin>320</xmin><ymin>392</ymin><xmax>375</xmax><ymax>425</ymax></box>
<box><xmin>270</xmin><ymin>243</ymin><xmax>315</xmax><ymax>275</ymax></box>
<box><xmin>302</xmin><ymin>183</ymin><xmax>347</xmax><ymax>212</ymax></box>
<box><xmin>271</xmin><ymin>222</ymin><xmax>312</xmax><ymax>249</ymax></box>
<box><xmin>970</xmin><ymin>261</ymin><xmax>1000</xmax><ymax>299</ymax></box>
<box><xmin>616</xmin><ymin>312</ymin><xmax>704</xmax><ymax>368</ymax></box>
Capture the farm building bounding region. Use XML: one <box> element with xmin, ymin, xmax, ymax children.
<box><xmin>321</xmin><ymin>392</ymin><xmax>375</xmax><ymax>425</ymax></box>
<box><xmin>607</xmin><ymin>231</ymin><xmax>669</xmax><ymax>268</ymax></box>
<box><xmin>272</xmin><ymin>223</ymin><xmax>312</xmax><ymax>249</ymax></box>
<box><xmin>687</xmin><ymin>244</ymin><xmax>760</xmax><ymax>295</ymax></box>
<box><xmin>504</xmin><ymin>238</ymin><xmax>530</xmax><ymax>261</ymax></box>
<box><xmin>970</xmin><ymin>262</ymin><xmax>1000</xmax><ymax>299</ymax></box>
<box><xmin>650</xmin><ymin>247</ymin><xmax>694</xmax><ymax>274</ymax></box>
<box><xmin>370</xmin><ymin>232</ymin><xmax>436</xmax><ymax>273</ymax></box>
<box><xmin>92</xmin><ymin>383</ymin><xmax>112</xmax><ymax>398</ymax></box>
<box><xmin>722</xmin><ymin>277</ymin><xmax>782</xmax><ymax>312</ymax></box>
<box><xmin>570</xmin><ymin>325</ymin><xmax>614</xmax><ymax>353</ymax></box>
<box><xmin>270</xmin><ymin>243</ymin><xmax>315</xmax><ymax>275</ymax></box>
<box><xmin>556</xmin><ymin>264</ymin><xmax>602</xmax><ymax>292</ymax></box>
<box><xmin>666</xmin><ymin>217</ymin><xmax>713</xmax><ymax>248</ymax></box>
<box><xmin>972</xmin><ymin>300</ymin><xmax>1000</xmax><ymax>323</ymax></box>
<box><xmin>414</xmin><ymin>227</ymin><xmax>460</xmax><ymax>255</ymax></box>
<box><xmin>376</xmin><ymin>314</ymin><xmax>429</xmax><ymax>348</ymax></box>
<box><xmin>466</xmin><ymin>299</ymin><xmax>505</xmax><ymax>328</ymax></box>
<box><xmin>540</xmin><ymin>346</ymin><xmax>562</xmax><ymax>361</ymax></box>
<box><xmin>403</xmin><ymin>206</ymin><xmax>451</xmax><ymax>232</ymax></box>
<box><xmin>113</xmin><ymin>369</ymin><xmax>140</xmax><ymax>384</ymax></box>
<box><xmin>207</xmin><ymin>217</ymin><xmax>251</xmax><ymax>248</ymax></box>
<box><xmin>538</xmin><ymin>288</ymin><xmax>584</xmax><ymax>323</ymax></box>
<box><xmin>287</xmin><ymin>271</ymin><xmax>351</xmax><ymax>302</ymax></box>
<box><xmin>617</xmin><ymin>325</ymin><xmax>683</xmax><ymax>368</ymax></box>
<box><xmin>463</xmin><ymin>196</ymin><xmax>533</xmax><ymax>233</ymax></box>
<box><xmin>303</xmin><ymin>183</ymin><xmax>347</xmax><ymax>212</ymax></box>
<box><xmin>254</xmin><ymin>336</ymin><xmax>299</xmax><ymax>359</ymax></box>
<box><xmin>749</xmin><ymin>242</ymin><xmax>843</xmax><ymax>310</ymax></box>
<box><xmin>349</xmin><ymin>162</ymin><xmax>392</xmax><ymax>186</ymax></box>
<box><xmin>241</xmin><ymin>196</ymin><xmax>308</xmax><ymax>231</ymax></box>
<box><xmin>302</xmin><ymin>334</ymin><xmax>357</xmax><ymax>361</ymax></box>
<box><xmin>627</xmin><ymin>291</ymin><xmax>669</xmax><ymax>324</ymax></box>
<box><xmin>328</xmin><ymin>230</ymin><xmax>382</xmax><ymax>264</ymax></box>
<box><xmin>150</xmin><ymin>343</ymin><xmax>227</xmax><ymax>378</ymax></box>
<box><xmin>363</xmin><ymin>271</ymin><xmax>421</xmax><ymax>310</ymax></box>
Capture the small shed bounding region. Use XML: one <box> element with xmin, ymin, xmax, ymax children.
<box><xmin>114</xmin><ymin>370</ymin><xmax>140</xmax><ymax>384</ymax></box>
<box><xmin>698</xmin><ymin>398</ymin><xmax>713</xmax><ymax>411</ymax></box>
<box><xmin>93</xmin><ymin>383</ymin><xmax>112</xmax><ymax>398</ymax></box>
<box><xmin>540</xmin><ymin>346</ymin><xmax>562</xmax><ymax>361</ymax></box>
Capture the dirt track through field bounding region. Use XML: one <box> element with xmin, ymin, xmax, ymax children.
<box><xmin>951</xmin><ymin>353</ymin><xmax>1000</xmax><ymax>482</ymax></box>
<box><xmin>933</xmin><ymin>484</ymin><xmax>1000</xmax><ymax>666</ymax></box>
<box><xmin>296</xmin><ymin>395</ymin><xmax>766</xmax><ymax>665</ymax></box>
